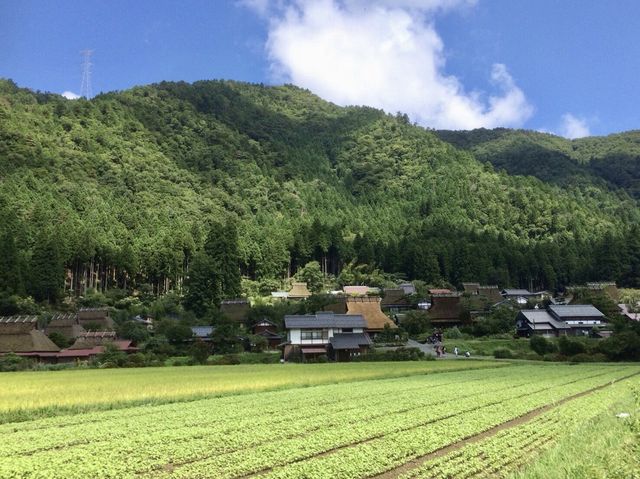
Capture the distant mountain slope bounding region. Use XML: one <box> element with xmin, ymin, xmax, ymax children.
<box><xmin>435</xmin><ymin>128</ymin><xmax>640</xmax><ymax>197</ymax></box>
<box><xmin>1</xmin><ymin>78</ymin><xmax>640</xmax><ymax>297</ymax></box>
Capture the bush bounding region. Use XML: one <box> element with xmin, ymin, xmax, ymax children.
<box><xmin>125</xmin><ymin>353</ymin><xmax>147</xmax><ymax>367</ymax></box>
<box><xmin>190</xmin><ymin>340</ymin><xmax>211</xmax><ymax>365</ymax></box>
<box><xmin>357</xmin><ymin>347</ymin><xmax>426</xmax><ymax>362</ymax></box>
<box><xmin>543</xmin><ymin>353</ymin><xmax>566</xmax><ymax>362</ymax></box>
<box><xmin>444</xmin><ymin>327</ymin><xmax>463</xmax><ymax>339</ymax></box>
<box><xmin>598</xmin><ymin>331</ymin><xmax>640</xmax><ymax>361</ymax></box>
<box><xmin>569</xmin><ymin>353</ymin><xmax>599</xmax><ymax>363</ymax></box>
<box><xmin>493</xmin><ymin>348</ymin><xmax>514</xmax><ymax>359</ymax></box>
<box><xmin>558</xmin><ymin>336</ymin><xmax>587</xmax><ymax>356</ymax></box>
<box><xmin>529</xmin><ymin>335</ymin><xmax>556</xmax><ymax>355</ymax></box>
<box><xmin>0</xmin><ymin>353</ymin><xmax>32</xmax><ymax>371</ymax></box>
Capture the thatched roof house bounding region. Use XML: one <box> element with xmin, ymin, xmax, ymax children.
<box><xmin>288</xmin><ymin>282</ymin><xmax>311</xmax><ymax>299</ymax></box>
<box><xmin>67</xmin><ymin>331</ymin><xmax>117</xmax><ymax>350</ymax></box>
<box><xmin>428</xmin><ymin>293</ymin><xmax>463</xmax><ymax>325</ymax></box>
<box><xmin>346</xmin><ymin>297</ymin><xmax>396</xmax><ymax>333</ymax></box>
<box><xmin>0</xmin><ymin>316</ymin><xmax>60</xmax><ymax>356</ymax></box>
<box><xmin>45</xmin><ymin>313</ymin><xmax>86</xmax><ymax>340</ymax></box>
<box><xmin>77</xmin><ymin>308</ymin><xmax>114</xmax><ymax>330</ymax></box>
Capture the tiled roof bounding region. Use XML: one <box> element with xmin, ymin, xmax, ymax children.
<box><xmin>285</xmin><ymin>312</ymin><xmax>366</xmax><ymax>329</ymax></box>
<box><xmin>329</xmin><ymin>333</ymin><xmax>372</xmax><ymax>350</ymax></box>
<box><xmin>548</xmin><ymin>305</ymin><xmax>604</xmax><ymax>318</ymax></box>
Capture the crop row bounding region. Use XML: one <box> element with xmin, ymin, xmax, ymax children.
<box><xmin>1</xmin><ymin>366</ymin><xmax>551</xmax><ymax>476</ymax></box>
<box><xmin>398</xmin><ymin>375</ymin><xmax>640</xmax><ymax>479</ymax></box>
<box><xmin>1</xmin><ymin>365</ymin><xmax>636</xmax><ymax>479</ymax></box>
<box><xmin>1</xmin><ymin>365</ymin><xmax>521</xmax><ymax>456</ymax></box>
<box><xmin>249</xmin><ymin>367</ymin><xmax>638</xmax><ymax>479</ymax></box>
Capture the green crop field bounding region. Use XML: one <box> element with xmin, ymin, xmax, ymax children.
<box><xmin>1</xmin><ymin>362</ymin><xmax>639</xmax><ymax>479</ymax></box>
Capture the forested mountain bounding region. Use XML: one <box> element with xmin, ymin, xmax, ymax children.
<box><xmin>435</xmin><ymin>128</ymin><xmax>640</xmax><ymax>197</ymax></box>
<box><xmin>2</xmin><ymin>78</ymin><xmax>640</xmax><ymax>306</ymax></box>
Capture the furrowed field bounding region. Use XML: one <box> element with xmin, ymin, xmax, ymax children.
<box><xmin>1</xmin><ymin>361</ymin><xmax>639</xmax><ymax>479</ymax></box>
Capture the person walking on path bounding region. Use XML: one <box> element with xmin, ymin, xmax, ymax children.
<box><xmin>454</xmin><ymin>347</ymin><xmax>459</xmax><ymax>356</ymax></box>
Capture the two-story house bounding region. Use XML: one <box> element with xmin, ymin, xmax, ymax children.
<box><xmin>283</xmin><ymin>311</ymin><xmax>372</xmax><ymax>362</ymax></box>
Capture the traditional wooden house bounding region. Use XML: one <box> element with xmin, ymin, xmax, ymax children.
<box><xmin>346</xmin><ymin>297</ymin><xmax>397</xmax><ymax>336</ymax></box>
<box><xmin>462</xmin><ymin>283</ymin><xmax>481</xmax><ymax>295</ymax></box>
<box><xmin>283</xmin><ymin>312</ymin><xmax>371</xmax><ymax>361</ymax></box>
<box><xmin>251</xmin><ymin>318</ymin><xmax>283</xmax><ymax>349</ymax></box>
<box><xmin>77</xmin><ymin>308</ymin><xmax>114</xmax><ymax>330</ymax></box>
<box><xmin>427</xmin><ymin>293</ymin><xmax>463</xmax><ymax>326</ymax></box>
<box><xmin>501</xmin><ymin>289</ymin><xmax>539</xmax><ymax>305</ymax></box>
<box><xmin>0</xmin><ymin>316</ymin><xmax>60</xmax><ymax>360</ymax></box>
<box><xmin>381</xmin><ymin>288</ymin><xmax>412</xmax><ymax>312</ymax></box>
<box><xmin>516</xmin><ymin>305</ymin><xmax>606</xmax><ymax>337</ymax></box>
<box><xmin>220</xmin><ymin>299</ymin><xmax>250</xmax><ymax>322</ymax></box>
<box><xmin>57</xmin><ymin>332</ymin><xmax>137</xmax><ymax>363</ymax></box>
<box><xmin>45</xmin><ymin>313</ymin><xmax>86</xmax><ymax>341</ymax></box>
<box><xmin>288</xmin><ymin>282</ymin><xmax>312</xmax><ymax>300</ymax></box>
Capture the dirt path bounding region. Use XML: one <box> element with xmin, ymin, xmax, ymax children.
<box><xmin>369</xmin><ymin>370</ymin><xmax>640</xmax><ymax>479</ymax></box>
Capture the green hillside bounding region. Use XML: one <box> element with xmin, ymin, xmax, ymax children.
<box><xmin>435</xmin><ymin>128</ymin><xmax>640</xmax><ymax>197</ymax></box>
<box><xmin>1</xmin><ymin>78</ymin><xmax>640</xmax><ymax>305</ymax></box>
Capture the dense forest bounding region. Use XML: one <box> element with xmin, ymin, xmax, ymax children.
<box><xmin>2</xmin><ymin>78</ymin><xmax>640</xmax><ymax>310</ymax></box>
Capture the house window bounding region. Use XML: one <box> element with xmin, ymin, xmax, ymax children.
<box><xmin>301</xmin><ymin>329</ymin><xmax>328</xmax><ymax>341</ymax></box>
<box><xmin>342</xmin><ymin>328</ymin><xmax>353</xmax><ymax>333</ymax></box>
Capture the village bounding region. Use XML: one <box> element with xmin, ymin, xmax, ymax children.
<box><xmin>0</xmin><ymin>279</ymin><xmax>635</xmax><ymax>367</ymax></box>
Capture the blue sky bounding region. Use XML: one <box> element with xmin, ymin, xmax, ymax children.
<box><xmin>1</xmin><ymin>0</ymin><xmax>639</xmax><ymax>137</ymax></box>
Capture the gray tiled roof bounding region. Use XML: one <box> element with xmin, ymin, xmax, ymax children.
<box><xmin>502</xmin><ymin>289</ymin><xmax>535</xmax><ymax>296</ymax></box>
<box><xmin>549</xmin><ymin>305</ymin><xmax>604</xmax><ymax>318</ymax></box>
<box><xmin>285</xmin><ymin>312</ymin><xmax>366</xmax><ymax>329</ymax></box>
<box><xmin>329</xmin><ymin>333</ymin><xmax>372</xmax><ymax>350</ymax></box>
<box><xmin>519</xmin><ymin>310</ymin><xmax>570</xmax><ymax>330</ymax></box>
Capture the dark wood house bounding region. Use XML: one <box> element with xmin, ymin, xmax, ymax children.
<box><xmin>251</xmin><ymin>318</ymin><xmax>283</xmax><ymax>349</ymax></box>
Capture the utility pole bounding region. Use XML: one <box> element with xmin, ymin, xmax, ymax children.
<box><xmin>80</xmin><ymin>49</ymin><xmax>93</xmax><ymax>99</ymax></box>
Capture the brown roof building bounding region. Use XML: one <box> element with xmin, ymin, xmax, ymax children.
<box><xmin>428</xmin><ymin>293</ymin><xmax>463</xmax><ymax>326</ymax></box>
<box><xmin>346</xmin><ymin>297</ymin><xmax>396</xmax><ymax>333</ymax></box>
<box><xmin>0</xmin><ymin>316</ymin><xmax>60</xmax><ymax>357</ymax></box>
<box><xmin>288</xmin><ymin>282</ymin><xmax>312</xmax><ymax>300</ymax></box>
<box><xmin>45</xmin><ymin>313</ymin><xmax>86</xmax><ymax>341</ymax></box>
<box><xmin>77</xmin><ymin>308</ymin><xmax>114</xmax><ymax>330</ymax></box>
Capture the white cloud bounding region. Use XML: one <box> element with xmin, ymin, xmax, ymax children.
<box><xmin>246</xmin><ymin>0</ymin><xmax>533</xmax><ymax>130</ymax></box>
<box><xmin>61</xmin><ymin>91</ymin><xmax>81</xmax><ymax>100</ymax></box>
<box><xmin>559</xmin><ymin>113</ymin><xmax>590</xmax><ymax>139</ymax></box>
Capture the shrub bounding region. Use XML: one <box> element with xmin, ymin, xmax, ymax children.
<box><xmin>558</xmin><ymin>336</ymin><xmax>587</xmax><ymax>356</ymax></box>
<box><xmin>493</xmin><ymin>348</ymin><xmax>514</xmax><ymax>359</ymax></box>
<box><xmin>190</xmin><ymin>340</ymin><xmax>211</xmax><ymax>365</ymax></box>
<box><xmin>598</xmin><ymin>331</ymin><xmax>640</xmax><ymax>361</ymax></box>
<box><xmin>569</xmin><ymin>353</ymin><xmax>599</xmax><ymax>363</ymax></box>
<box><xmin>444</xmin><ymin>327</ymin><xmax>463</xmax><ymax>339</ymax></box>
<box><xmin>0</xmin><ymin>353</ymin><xmax>32</xmax><ymax>372</ymax></box>
<box><xmin>529</xmin><ymin>335</ymin><xmax>556</xmax><ymax>355</ymax></box>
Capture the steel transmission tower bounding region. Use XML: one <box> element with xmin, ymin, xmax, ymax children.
<box><xmin>80</xmin><ymin>49</ymin><xmax>93</xmax><ymax>98</ymax></box>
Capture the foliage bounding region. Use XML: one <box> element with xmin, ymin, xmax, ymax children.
<box><xmin>529</xmin><ymin>335</ymin><xmax>557</xmax><ymax>356</ymax></box>
<box><xmin>557</xmin><ymin>336</ymin><xmax>587</xmax><ymax>356</ymax></box>
<box><xmin>189</xmin><ymin>340</ymin><xmax>211</xmax><ymax>365</ymax></box>
<box><xmin>295</xmin><ymin>261</ymin><xmax>324</xmax><ymax>293</ymax></box>
<box><xmin>47</xmin><ymin>331</ymin><xmax>71</xmax><ymax>349</ymax></box>
<box><xmin>400</xmin><ymin>310</ymin><xmax>432</xmax><ymax>336</ymax></box>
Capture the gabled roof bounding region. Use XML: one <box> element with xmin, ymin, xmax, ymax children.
<box><xmin>548</xmin><ymin>305</ymin><xmax>604</xmax><ymax>319</ymax></box>
<box><xmin>329</xmin><ymin>333</ymin><xmax>372</xmax><ymax>350</ymax></box>
<box><xmin>285</xmin><ymin>312</ymin><xmax>366</xmax><ymax>329</ymax></box>
<box><xmin>518</xmin><ymin>310</ymin><xmax>570</xmax><ymax>330</ymax></box>
<box><xmin>502</xmin><ymin>289</ymin><xmax>535</xmax><ymax>296</ymax></box>
<box><xmin>429</xmin><ymin>288</ymin><xmax>452</xmax><ymax>295</ymax></box>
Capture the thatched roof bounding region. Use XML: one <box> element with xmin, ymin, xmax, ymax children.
<box><xmin>68</xmin><ymin>331</ymin><xmax>117</xmax><ymax>349</ymax></box>
<box><xmin>346</xmin><ymin>297</ymin><xmax>396</xmax><ymax>331</ymax></box>
<box><xmin>462</xmin><ymin>283</ymin><xmax>480</xmax><ymax>294</ymax></box>
<box><xmin>288</xmin><ymin>282</ymin><xmax>311</xmax><ymax>299</ymax></box>
<box><xmin>77</xmin><ymin>309</ymin><xmax>114</xmax><ymax>330</ymax></box>
<box><xmin>0</xmin><ymin>330</ymin><xmax>60</xmax><ymax>353</ymax></box>
<box><xmin>46</xmin><ymin>313</ymin><xmax>86</xmax><ymax>340</ymax></box>
<box><xmin>382</xmin><ymin>288</ymin><xmax>410</xmax><ymax>306</ymax></box>
<box><xmin>428</xmin><ymin>294</ymin><xmax>462</xmax><ymax>323</ymax></box>
<box><xmin>0</xmin><ymin>316</ymin><xmax>39</xmax><ymax>334</ymax></box>
<box><xmin>477</xmin><ymin>286</ymin><xmax>502</xmax><ymax>303</ymax></box>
